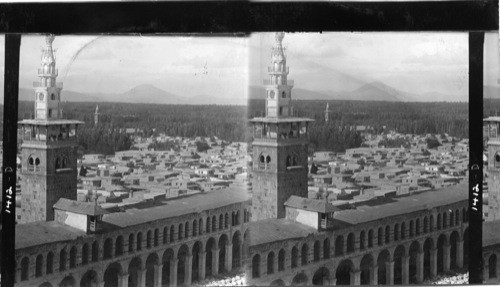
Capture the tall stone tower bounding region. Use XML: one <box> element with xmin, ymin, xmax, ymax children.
<box><xmin>485</xmin><ymin>117</ymin><xmax>500</xmax><ymax>221</ymax></box>
<box><xmin>94</xmin><ymin>104</ymin><xmax>99</xmax><ymax>125</ymax></box>
<box><xmin>249</xmin><ymin>33</ymin><xmax>314</xmax><ymax>221</ymax></box>
<box><xmin>18</xmin><ymin>35</ymin><xmax>84</xmax><ymax>223</ymax></box>
<box><xmin>325</xmin><ymin>102</ymin><xmax>331</xmax><ymax>123</ymax></box>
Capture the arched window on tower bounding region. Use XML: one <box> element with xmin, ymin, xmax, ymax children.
<box><xmin>495</xmin><ymin>152</ymin><xmax>500</xmax><ymax>168</ymax></box>
<box><xmin>292</xmin><ymin>154</ymin><xmax>298</xmax><ymax>166</ymax></box>
<box><xmin>259</xmin><ymin>154</ymin><xmax>265</xmax><ymax>169</ymax></box>
<box><xmin>35</xmin><ymin>158</ymin><xmax>40</xmax><ymax>171</ymax></box>
<box><xmin>286</xmin><ymin>155</ymin><xmax>292</xmax><ymax>167</ymax></box>
<box><xmin>266</xmin><ymin>155</ymin><xmax>271</xmax><ymax>164</ymax></box>
<box><xmin>282</xmin><ymin>91</ymin><xmax>286</xmax><ymax>98</ymax></box>
<box><xmin>28</xmin><ymin>156</ymin><xmax>34</xmax><ymax>171</ymax></box>
<box><xmin>62</xmin><ymin>156</ymin><xmax>68</xmax><ymax>168</ymax></box>
<box><xmin>55</xmin><ymin>157</ymin><xmax>61</xmax><ymax>169</ymax></box>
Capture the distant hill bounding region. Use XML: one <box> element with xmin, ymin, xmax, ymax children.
<box><xmin>14</xmin><ymin>81</ymin><xmax>471</xmax><ymax>105</ymax></box>
<box><xmin>344</xmin><ymin>81</ymin><xmax>415</xmax><ymax>102</ymax></box>
<box><xmin>16</xmin><ymin>84</ymin><xmax>245</xmax><ymax>105</ymax></box>
<box><xmin>484</xmin><ymin>85</ymin><xmax>500</xmax><ymax>99</ymax></box>
<box><xmin>249</xmin><ymin>81</ymin><xmax>468</xmax><ymax>102</ymax></box>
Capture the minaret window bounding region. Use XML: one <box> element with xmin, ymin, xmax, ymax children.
<box><xmin>495</xmin><ymin>152</ymin><xmax>500</xmax><ymax>168</ymax></box>
<box><xmin>51</xmin><ymin>94</ymin><xmax>55</xmax><ymax>100</ymax></box>
<box><xmin>491</xmin><ymin>124</ymin><xmax>498</xmax><ymax>138</ymax></box>
<box><xmin>282</xmin><ymin>91</ymin><xmax>286</xmax><ymax>98</ymax></box>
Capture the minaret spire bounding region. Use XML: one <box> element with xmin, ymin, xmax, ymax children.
<box><xmin>264</xmin><ymin>32</ymin><xmax>294</xmax><ymax>118</ymax></box>
<box><xmin>33</xmin><ymin>34</ymin><xmax>63</xmax><ymax>120</ymax></box>
<box><xmin>38</xmin><ymin>34</ymin><xmax>58</xmax><ymax>88</ymax></box>
<box><xmin>94</xmin><ymin>105</ymin><xmax>100</xmax><ymax>125</ymax></box>
<box><xmin>325</xmin><ymin>102</ymin><xmax>331</xmax><ymax>123</ymax></box>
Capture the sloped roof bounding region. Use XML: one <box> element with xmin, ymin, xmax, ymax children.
<box><xmin>285</xmin><ymin>195</ymin><xmax>341</xmax><ymax>213</ymax></box>
<box><xmin>15</xmin><ymin>221</ymin><xmax>85</xmax><ymax>250</ymax></box>
<box><xmin>54</xmin><ymin>198</ymin><xmax>109</xmax><ymax>216</ymax></box>
<box><xmin>483</xmin><ymin>220</ymin><xmax>500</xmax><ymax>248</ymax></box>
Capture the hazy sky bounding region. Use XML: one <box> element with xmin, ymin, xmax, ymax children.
<box><xmin>250</xmin><ymin>32</ymin><xmax>473</xmax><ymax>99</ymax></box>
<box><xmin>0</xmin><ymin>32</ymin><xmax>498</xmax><ymax>102</ymax></box>
<box><xmin>0</xmin><ymin>35</ymin><xmax>249</xmax><ymax>99</ymax></box>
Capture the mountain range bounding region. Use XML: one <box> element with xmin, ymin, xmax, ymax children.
<box><xmin>249</xmin><ymin>81</ymin><xmax>465</xmax><ymax>102</ymax></box>
<box><xmin>10</xmin><ymin>81</ymin><xmax>478</xmax><ymax>105</ymax></box>
<box><xmin>16</xmin><ymin>84</ymin><xmax>247</xmax><ymax>106</ymax></box>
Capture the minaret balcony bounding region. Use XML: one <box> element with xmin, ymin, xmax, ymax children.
<box><xmin>263</xmin><ymin>79</ymin><xmax>294</xmax><ymax>87</ymax></box>
<box><xmin>253</xmin><ymin>136</ymin><xmax>309</xmax><ymax>146</ymax></box>
<box><xmin>37</xmin><ymin>68</ymin><xmax>58</xmax><ymax>77</ymax></box>
<box><xmin>33</xmin><ymin>81</ymin><xmax>63</xmax><ymax>89</ymax></box>
<box><xmin>267</xmin><ymin>66</ymin><xmax>289</xmax><ymax>74</ymax></box>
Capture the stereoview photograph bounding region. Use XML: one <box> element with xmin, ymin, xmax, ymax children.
<box><xmin>1</xmin><ymin>31</ymin><xmax>498</xmax><ymax>286</ymax></box>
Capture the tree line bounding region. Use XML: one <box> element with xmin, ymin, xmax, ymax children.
<box><xmin>11</xmin><ymin>99</ymin><xmax>468</xmax><ymax>155</ymax></box>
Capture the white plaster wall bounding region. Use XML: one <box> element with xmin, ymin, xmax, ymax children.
<box><xmin>65</xmin><ymin>212</ymin><xmax>88</xmax><ymax>231</ymax></box>
<box><xmin>295</xmin><ymin>208</ymin><xmax>318</xmax><ymax>229</ymax></box>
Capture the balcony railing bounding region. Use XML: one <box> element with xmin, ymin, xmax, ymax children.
<box><xmin>263</xmin><ymin>79</ymin><xmax>294</xmax><ymax>87</ymax></box>
<box><xmin>267</xmin><ymin>67</ymin><xmax>289</xmax><ymax>74</ymax></box>
<box><xmin>33</xmin><ymin>82</ymin><xmax>63</xmax><ymax>89</ymax></box>
<box><xmin>38</xmin><ymin>68</ymin><xmax>58</xmax><ymax>77</ymax></box>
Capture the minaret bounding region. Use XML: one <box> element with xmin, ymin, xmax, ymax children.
<box><xmin>94</xmin><ymin>104</ymin><xmax>99</xmax><ymax>125</ymax></box>
<box><xmin>18</xmin><ymin>35</ymin><xmax>84</xmax><ymax>223</ymax></box>
<box><xmin>485</xmin><ymin>117</ymin><xmax>500</xmax><ymax>221</ymax></box>
<box><xmin>250</xmin><ymin>33</ymin><xmax>314</xmax><ymax>221</ymax></box>
<box><xmin>324</xmin><ymin>102</ymin><xmax>330</xmax><ymax>123</ymax></box>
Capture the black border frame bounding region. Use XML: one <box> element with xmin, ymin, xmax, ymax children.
<box><xmin>0</xmin><ymin>1</ymin><xmax>497</xmax><ymax>286</ymax></box>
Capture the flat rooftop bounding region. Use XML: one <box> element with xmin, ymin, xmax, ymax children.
<box><xmin>333</xmin><ymin>183</ymin><xmax>467</xmax><ymax>226</ymax></box>
<box><xmin>18</xmin><ymin>119</ymin><xmax>84</xmax><ymax>125</ymax></box>
<box><xmin>13</xmin><ymin>187</ymin><xmax>250</xmax><ymax>250</ymax></box>
<box><xmin>484</xmin><ymin>116</ymin><xmax>500</xmax><ymax>123</ymax></box>
<box><xmin>249</xmin><ymin>117</ymin><xmax>314</xmax><ymax>124</ymax></box>
<box><xmin>103</xmin><ymin>187</ymin><xmax>251</xmax><ymax>227</ymax></box>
